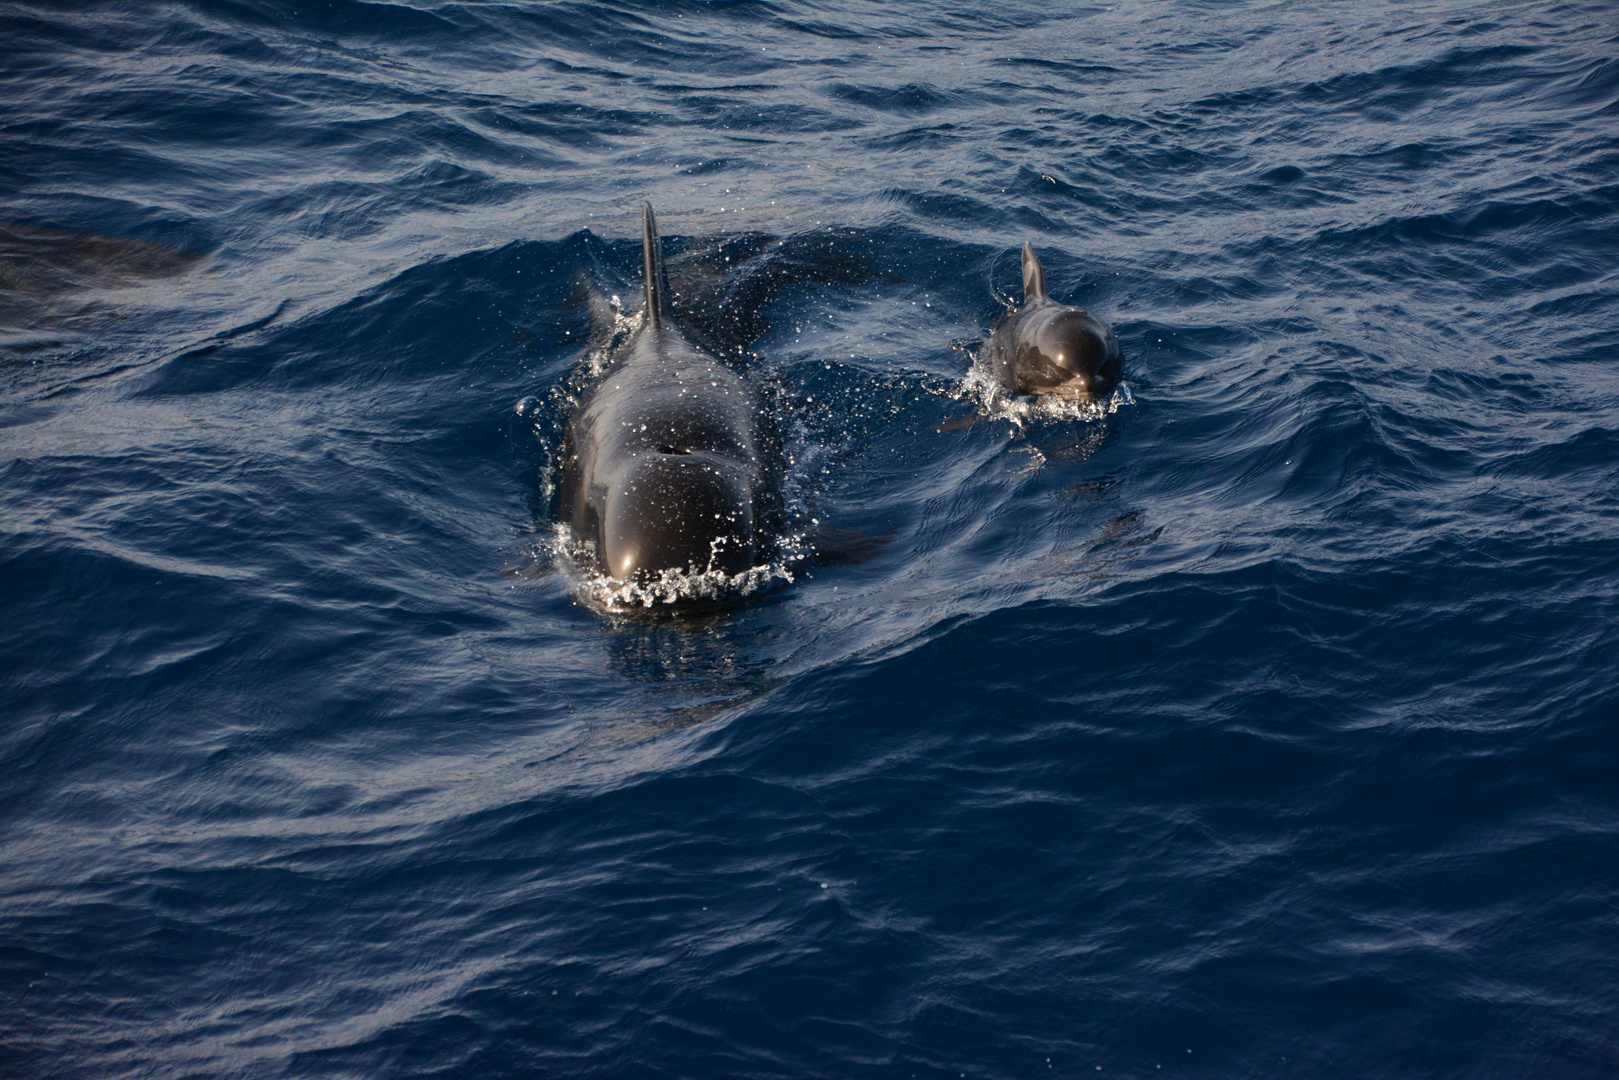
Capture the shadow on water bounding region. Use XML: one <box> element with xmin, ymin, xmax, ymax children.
<box><xmin>594</xmin><ymin>607</ymin><xmax>786</xmax><ymax>737</ymax></box>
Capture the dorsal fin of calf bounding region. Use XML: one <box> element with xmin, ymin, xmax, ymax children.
<box><xmin>1021</xmin><ymin>241</ymin><xmax>1047</xmax><ymax>305</ymax></box>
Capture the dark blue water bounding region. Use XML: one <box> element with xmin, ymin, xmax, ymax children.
<box><xmin>4</xmin><ymin>1</ymin><xmax>1618</xmax><ymax>1076</ymax></box>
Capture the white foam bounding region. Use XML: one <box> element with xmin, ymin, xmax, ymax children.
<box><xmin>555</xmin><ymin>523</ymin><xmax>809</xmax><ymax>613</ymax></box>
<box><xmin>954</xmin><ymin>347</ymin><xmax>1134</xmax><ymax>428</ymax></box>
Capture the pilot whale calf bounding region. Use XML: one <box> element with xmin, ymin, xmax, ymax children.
<box><xmin>984</xmin><ymin>243</ymin><xmax>1123</xmax><ymax>403</ymax></box>
<box><xmin>557</xmin><ymin>203</ymin><xmax>783</xmax><ymax>609</ymax></box>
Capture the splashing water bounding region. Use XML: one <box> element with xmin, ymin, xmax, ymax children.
<box><xmin>955</xmin><ymin>352</ymin><xmax>1136</xmax><ymax>428</ymax></box>
<box><xmin>585</xmin><ymin>294</ymin><xmax>643</xmax><ymax>377</ymax></box>
<box><xmin>557</xmin><ymin>524</ymin><xmax>805</xmax><ymax>614</ymax></box>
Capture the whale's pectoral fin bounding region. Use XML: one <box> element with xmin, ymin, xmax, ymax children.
<box><xmin>642</xmin><ymin>202</ymin><xmax>669</xmax><ymax>331</ymax></box>
<box><xmin>808</xmin><ymin>524</ymin><xmax>893</xmax><ymax>567</ymax></box>
<box><xmin>932</xmin><ymin>409</ymin><xmax>986</xmax><ymax>434</ymax></box>
<box><xmin>1021</xmin><ymin>241</ymin><xmax>1047</xmax><ymax>304</ymax></box>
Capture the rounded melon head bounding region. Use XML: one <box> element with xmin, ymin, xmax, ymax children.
<box><xmin>1013</xmin><ymin>308</ymin><xmax>1121</xmax><ymax>401</ymax></box>
<box><xmin>600</xmin><ymin>454</ymin><xmax>757</xmax><ymax>581</ymax></box>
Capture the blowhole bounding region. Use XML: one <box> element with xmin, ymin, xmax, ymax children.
<box><xmin>656</xmin><ymin>445</ymin><xmax>694</xmax><ymax>456</ymax></box>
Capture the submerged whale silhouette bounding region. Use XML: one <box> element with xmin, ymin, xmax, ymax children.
<box><xmin>556</xmin><ymin>204</ymin><xmax>786</xmax><ymax>610</ymax></box>
<box><xmin>984</xmin><ymin>243</ymin><xmax>1123</xmax><ymax>403</ymax></box>
<box><xmin>0</xmin><ymin>222</ymin><xmax>203</xmax><ymax>329</ymax></box>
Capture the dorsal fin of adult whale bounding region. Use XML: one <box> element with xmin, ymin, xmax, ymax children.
<box><xmin>1021</xmin><ymin>241</ymin><xmax>1047</xmax><ymax>305</ymax></box>
<box><xmin>642</xmin><ymin>201</ymin><xmax>670</xmax><ymax>332</ymax></box>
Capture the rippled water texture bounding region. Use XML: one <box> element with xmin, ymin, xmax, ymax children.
<box><xmin>3</xmin><ymin>2</ymin><xmax>1617</xmax><ymax>1077</ymax></box>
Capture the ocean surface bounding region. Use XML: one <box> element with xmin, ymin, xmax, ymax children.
<box><xmin>3</xmin><ymin>1</ymin><xmax>1618</xmax><ymax>1076</ymax></box>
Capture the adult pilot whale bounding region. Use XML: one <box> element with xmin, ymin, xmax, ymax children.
<box><xmin>557</xmin><ymin>203</ymin><xmax>785</xmax><ymax>611</ymax></box>
<box><xmin>984</xmin><ymin>243</ymin><xmax>1123</xmax><ymax>403</ymax></box>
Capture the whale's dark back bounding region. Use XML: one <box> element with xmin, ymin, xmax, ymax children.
<box><xmin>557</xmin><ymin>205</ymin><xmax>783</xmax><ymax>608</ymax></box>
